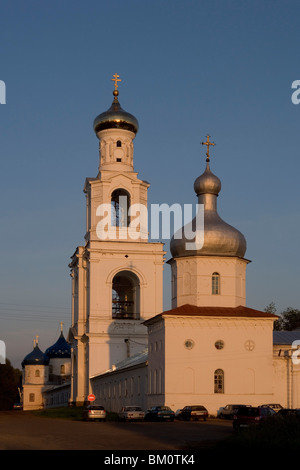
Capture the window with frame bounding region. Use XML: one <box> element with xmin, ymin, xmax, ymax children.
<box><xmin>212</xmin><ymin>272</ymin><xmax>220</xmax><ymax>295</ymax></box>
<box><xmin>214</xmin><ymin>369</ymin><xmax>224</xmax><ymax>393</ymax></box>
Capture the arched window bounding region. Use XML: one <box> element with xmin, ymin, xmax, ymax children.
<box><xmin>214</xmin><ymin>369</ymin><xmax>224</xmax><ymax>393</ymax></box>
<box><xmin>111</xmin><ymin>189</ymin><xmax>130</xmax><ymax>227</ymax></box>
<box><xmin>112</xmin><ymin>270</ymin><xmax>140</xmax><ymax>320</ymax></box>
<box><xmin>212</xmin><ymin>272</ymin><xmax>220</xmax><ymax>295</ymax></box>
<box><xmin>60</xmin><ymin>364</ymin><xmax>65</xmax><ymax>374</ymax></box>
<box><xmin>116</xmin><ymin>140</ymin><xmax>122</xmax><ymax>147</ymax></box>
<box><xmin>35</xmin><ymin>369</ymin><xmax>40</xmax><ymax>377</ymax></box>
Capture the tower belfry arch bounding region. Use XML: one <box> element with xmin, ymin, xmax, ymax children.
<box><xmin>69</xmin><ymin>76</ymin><xmax>165</xmax><ymax>405</ymax></box>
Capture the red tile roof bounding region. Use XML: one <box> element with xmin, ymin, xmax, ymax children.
<box><xmin>144</xmin><ymin>304</ymin><xmax>277</xmax><ymax>325</ymax></box>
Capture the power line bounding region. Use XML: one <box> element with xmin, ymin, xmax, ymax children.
<box><xmin>0</xmin><ymin>301</ymin><xmax>70</xmax><ymax>311</ymax></box>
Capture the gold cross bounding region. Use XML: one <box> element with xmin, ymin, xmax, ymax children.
<box><xmin>201</xmin><ymin>135</ymin><xmax>215</xmax><ymax>162</ymax></box>
<box><xmin>111</xmin><ymin>73</ymin><xmax>121</xmax><ymax>91</ymax></box>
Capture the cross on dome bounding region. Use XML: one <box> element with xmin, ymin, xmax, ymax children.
<box><xmin>111</xmin><ymin>73</ymin><xmax>121</xmax><ymax>89</ymax></box>
<box><xmin>201</xmin><ymin>135</ymin><xmax>215</xmax><ymax>162</ymax></box>
<box><xmin>111</xmin><ymin>73</ymin><xmax>121</xmax><ymax>98</ymax></box>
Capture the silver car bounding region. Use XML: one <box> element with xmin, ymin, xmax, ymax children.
<box><xmin>83</xmin><ymin>405</ymin><xmax>107</xmax><ymax>421</ymax></box>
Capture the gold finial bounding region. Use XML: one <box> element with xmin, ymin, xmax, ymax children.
<box><xmin>201</xmin><ymin>135</ymin><xmax>215</xmax><ymax>162</ymax></box>
<box><xmin>60</xmin><ymin>321</ymin><xmax>64</xmax><ymax>333</ymax></box>
<box><xmin>111</xmin><ymin>73</ymin><xmax>121</xmax><ymax>98</ymax></box>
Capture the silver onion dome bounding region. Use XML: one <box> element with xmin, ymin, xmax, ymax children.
<box><xmin>170</xmin><ymin>160</ymin><xmax>247</xmax><ymax>259</ymax></box>
<box><xmin>93</xmin><ymin>88</ymin><xmax>139</xmax><ymax>135</ymax></box>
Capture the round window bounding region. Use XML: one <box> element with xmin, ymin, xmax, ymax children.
<box><xmin>215</xmin><ymin>340</ymin><xmax>225</xmax><ymax>350</ymax></box>
<box><xmin>184</xmin><ymin>339</ymin><xmax>194</xmax><ymax>350</ymax></box>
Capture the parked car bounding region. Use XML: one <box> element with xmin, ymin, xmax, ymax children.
<box><xmin>217</xmin><ymin>404</ymin><xmax>245</xmax><ymax>419</ymax></box>
<box><xmin>13</xmin><ymin>403</ymin><xmax>23</xmax><ymax>410</ymax></box>
<box><xmin>83</xmin><ymin>405</ymin><xmax>107</xmax><ymax>421</ymax></box>
<box><xmin>276</xmin><ymin>408</ymin><xmax>300</xmax><ymax>418</ymax></box>
<box><xmin>118</xmin><ymin>406</ymin><xmax>145</xmax><ymax>421</ymax></box>
<box><xmin>261</xmin><ymin>403</ymin><xmax>283</xmax><ymax>413</ymax></box>
<box><xmin>233</xmin><ymin>405</ymin><xmax>275</xmax><ymax>430</ymax></box>
<box><xmin>178</xmin><ymin>405</ymin><xmax>208</xmax><ymax>421</ymax></box>
<box><xmin>144</xmin><ymin>406</ymin><xmax>175</xmax><ymax>422</ymax></box>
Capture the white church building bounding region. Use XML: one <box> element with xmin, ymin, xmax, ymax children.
<box><xmin>21</xmin><ymin>76</ymin><xmax>300</xmax><ymax>414</ymax></box>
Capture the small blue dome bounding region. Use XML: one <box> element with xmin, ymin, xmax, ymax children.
<box><xmin>22</xmin><ymin>344</ymin><xmax>49</xmax><ymax>368</ymax></box>
<box><xmin>45</xmin><ymin>332</ymin><xmax>71</xmax><ymax>359</ymax></box>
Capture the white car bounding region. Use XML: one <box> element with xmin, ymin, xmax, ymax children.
<box><xmin>118</xmin><ymin>406</ymin><xmax>145</xmax><ymax>421</ymax></box>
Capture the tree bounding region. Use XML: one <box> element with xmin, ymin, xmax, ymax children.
<box><xmin>279</xmin><ymin>308</ymin><xmax>300</xmax><ymax>331</ymax></box>
<box><xmin>264</xmin><ymin>302</ymin><xmax>282</xmax><ymax>330</ymax></box>
<box><xmin>265</xmin><ymin>302</ymin><xmax>300</xmax><ymax>331</ymax></box>
<box><xmin>0</xmin><ymin>359</ymin><xmax>22</xmax><ymax>410</ymax></box>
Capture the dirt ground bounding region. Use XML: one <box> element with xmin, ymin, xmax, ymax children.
<box><xmin>0</xmin><ymin>410</ymin><xmax>233</xmax><ymax>451</ymax></box>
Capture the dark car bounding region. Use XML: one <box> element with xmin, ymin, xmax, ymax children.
<box><xmin>178</xmin><ymin>405</ymin><xmax>208</xmax><ymax>421</ymax></box>
<box><xmin>217</xmin><ymin>404</ymin><xmax>245</xmax><ymax>419</ymax></box>
<box><xmin>145</xmin><ymin>406</ymin><xmax>175</xmax><ymax>422</ymax></box>
<box><xmin>261</xmin><ymin>403</ymin><xmax>283</xmax><ymax>413</ymax></box>
<box><xmin>13</xmin><ymin>403</ymin><xmax>23</xmax><ymax>410</ymax></box>
<box><xmin>276</xmin><ymin>408</ymin><xmax>300</xmax><ymax>418</ymax></box>
<box><xmin>233</xmin><ymin>405</ymin><xmax>275</xmax><ymax>430</ymax></box>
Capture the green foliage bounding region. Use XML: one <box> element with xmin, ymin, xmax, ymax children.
<box><xmin>265</xmin><ymin>302</ymin><xmax>300</xmax><ymax>331</ymax></box>
<box><xmin>33</xmin><ymin>406</ymin><xmax>84</xmax><ymax>420</ymax></box>
<box><xmin>32</xmin><ymin>407</ymin><xmax>118</xmax><ymax>421</ymax></box>
<box><xmin>0</xmin><ymin>359</ymin><xmax>22</xmax><ymax>410</ymax></box>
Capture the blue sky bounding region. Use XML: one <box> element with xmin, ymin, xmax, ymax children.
<box><xmin>0</xmin><ymin>0</ymin><xmax>299</xmax><ymax>368</ymax></box>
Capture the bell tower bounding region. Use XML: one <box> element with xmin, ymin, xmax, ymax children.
<box><xmin>69</xmin><ymin>76</ymin><xmax>165</xmax><ymax>405</ymax></box>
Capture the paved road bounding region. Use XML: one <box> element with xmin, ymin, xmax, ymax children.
<box><xmin>0</xmin><ymin>411</ymin><xmax>233</xmax><ymax>450</ymax></box>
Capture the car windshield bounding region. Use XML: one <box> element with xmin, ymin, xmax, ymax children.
<box><xmin>90</xmin><ymin>406</ymin><xmax>104</xmax><ymax>410</ymax></box>
<box><xmin>157</xmin><ymin>406</ymin><xmax>171</xmax><ymax>411</ymax></box>
<box><xmin>190</xmin><ymin>406</ymin><xmax>206</xmax><ymax>411</ymax></box>
<box><xmin>125</xmin><ymin>407</ymin><xmax>142</xmax><ymax>411</ymax></box>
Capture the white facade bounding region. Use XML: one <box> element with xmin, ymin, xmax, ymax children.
<box><xmin>169</xmin><ymin>255</ymin><xmax>249</xmax><ymax>308</ymax></box>
<box><xmin>67</xmin><ymin>84</ymin><xmax>300</xmax><ymax>415</ymax></box>
<box><xmin>22</xmin><ymin>363</ymin><xmax>50</xmax><ymax>411</ymax></box>
<box><xmin>147</xmin><ymin>309</ymin><xmax>276</xmax><ymax>414</ymax></box>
